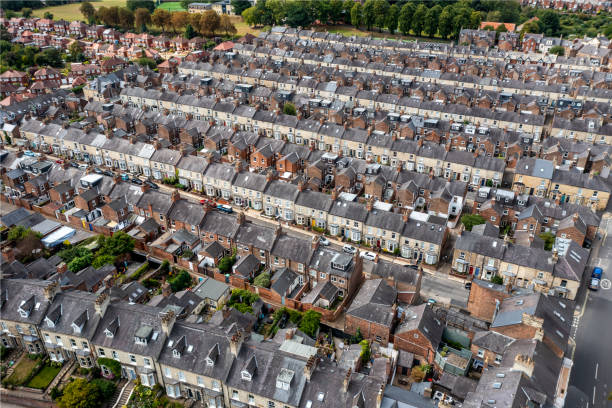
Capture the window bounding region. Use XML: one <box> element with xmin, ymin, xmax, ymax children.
<box><xmin>98</xmin><ymin>348</ymin><xmax>105</xmax><ymax>357</ymax></box>
<box><xmin>129</xmin><ymin>354</ymin><xmax>136</xmax><ymax>363</ymax></box>
<box><xmin>477</xmin><ymin>349</ymin><xmax>484</xmax><ymax>358</ymax></box>
<box><xmin>112</xmin><ymin>351</ymin><xmax>119</xmax><ymax>360</ymax></box>
<box><xmin>70</xmin><ymin>339</ymin><xmax>77</xmax><ymax>348</ymax></box>
<box><xmin>144</xmin><ymin>358</ymin><xmax>151</xmax><ymax>367</ymax></box>
<box><xmin>494</xmin><ymin>354</ymin><xmax>502</xmax><ymax>364</ymax></box>
<box><xmin>268</xmin><ymin>402</ymin><xmax>275</xmax><ymax>408</ymax></box>
<box><xmin>212</xmin><ymin>380</ymin><xmax>221</xmax><ymax>391</ymax></box>
<box><xmin>56</xmin><ymin>336</ymin><xmax>63</xmax><ymax>346</ymax></box>
<box><xmin>232</xmin><ymin>390</ymin><xmax>239</xmax><ymax>400</ymax></box>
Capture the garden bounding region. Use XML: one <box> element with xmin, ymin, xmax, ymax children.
<box><xmin>2</xmin><ymin>354</ymin><xmax>62</xmax><ymax>390</ymax></box>
<box><xmin>57</xmin><ymin>231</ymin><xmax>135</xmax><ymax>274</ymax></box>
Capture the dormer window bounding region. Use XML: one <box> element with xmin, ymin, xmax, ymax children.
<box><xmin>241</xmin><ymin>371</ymin><xmax>252</xmax><ymax>381</ymax></box>
<box><xmin>173</xmin><ymin>349</ymin><xmax>181</xmax><ymax>358</ymax></box>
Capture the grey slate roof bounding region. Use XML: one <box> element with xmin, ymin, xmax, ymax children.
<box><xmin>455</xmin><ymin>230</ymin><xmax>505</xmax><ymax>258</ymax></box>
<box><xmin>347</xmin><ymin>279</ymin><xmax>397</xmax><ymax>327</ymax></box>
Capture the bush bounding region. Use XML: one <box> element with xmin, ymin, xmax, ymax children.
<box><xmin>218</xmin><ymin>255</ymin><xmax>237</xmax><ymax>273</ymax></box>
<box><xmin>50</xmin><ymin>386</ymin><xmax>63</xmax><ymax>400</ymax></box>
<box><xmin>68</xmin><ymin>253</ymin><xmax>93</xmax><ymax>273</ymax></box>
<box><xmin>90</xmin><ymin>379</ymin><xmax>116</xmax><ymax>401</ymax></box>
<box><xmin>253</xmin><ymin>272</ymin><xmax>271</xmax><ymax>288</ymax></box>
<box><xmin>92</xmin><ymin>254</ymin><xmax>116</xmax><ymax>269</ymax></box>
<box><xmin>58</xmin><ymin>378</ymin><xmax>101</xmax><ymax>408</ymax></box>
<box><xmin>228</xmin><ymin>289</ymin><xmax>260</xmax><ymax>314</ymax></box>
<box><xmin>97</xmin><ymin>358</ymin><xmax>121</xmax><ymax>379</ymax></box>
<box><xmin>491</xmin><ymin>275</ymin><xmax>504</xmax><ymax>285</ymax></box>
<box><xmin>168</xmin><ymin>269</ymin><xmax>193</xmax><ymax>292</ymax></box>
<box><xmin>539</xmin><ymin>232</ymin><xmax>556</xmax><ymax>251</ymax></box>
<box><xmin>460</xmin><ymin>214</ymin><xmax>486</xmax><ymax>231</ymax></box>
<box><xmin>130</xmin><ymin>261</ymin><xmax>149</xmax><ymax>280</ymax></box>
<box><xmin>359</xmin><ymin>339</ymin><xmax>371</xmax><ymax>364</ymax></box>
<box><xmin>299</xmin><ymin>310</ymin><xmax>321</xmax><ymax>338</ymax></box>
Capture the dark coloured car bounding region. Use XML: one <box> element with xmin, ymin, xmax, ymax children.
<box><xmin>69</xmin><ymin>161</ymin><xmax>79</xmax><ymax>168</ymax></box>
<box><xmin>93</xmin><ymin>167</ymin><xmax>103</xmax><ymax>174</ymax></box>
<box><xmin>131</xmin><ymin>178</ymin><xmax>143</xmax><ymax>185</ymax></box>
<box><xmin>102</xmin><ymin>170</ymin><xmax>114</xmax><ymax>177</ymax></box>
<box><xmin>464</xmin><ymin>282</ymin><xmax>472</xmax><ymax>290</ymax></box>
<box><xmin>145</xmin><ymin>181</ymin><xmax>159</xmax><ymax>189</ymax></box>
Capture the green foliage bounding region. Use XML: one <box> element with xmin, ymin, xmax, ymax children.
<box><xmin>460</xmin><ymin>214</ymin><xmax>486</xmax><ymax>231</ymax></box>
<box><xmin>218</xmin><ymin>255</ymin><xmax>237</xmax><ymax>273</ymax></box>
<box><xmin>299</xmin><ymin>310</ymin><xmax>321</xmax><ymax>338</ymax></box>
<box><xmin>127</xmin><ymin>0</ymin><xmax>155</xmax><ymax>12</ymax></box>
<box><xmin>491</xmin><ymin>275</ymin><xmax>504</xmax><ymax>285</ymax></box>
<box><xmin>385</xmin><ymin>4</ymin><xmax>399</xmax><ymax>35</ymax></box>
<box><xmin>68</xmin><ymin>252</ymin><xmax>93</xmax><ymax>273</ymax></box>
<box><xmin>26</xmin><ymin>364</ymin><xmax>61</xmax><ymax>389</ymax></box>
<box><xmin>0</xmin><ymin>346</ymin><xmax>8</xmax><ymax>360</ymax></box>
<box><xmin>253</xmin><ymin>272</ymin><xmax>271</xmax><ymax>288</ymax></box>
<box><xmin>97</xmin><ymin>231</ymin><xmax>135</xmax><ymax>258</ymax></box>
<box><xmin>227</xmin><ymin>289</ymin><xmax>260</xmax><ymax>314</ymax></box>
<box><xmin>283</xmin><ymin>102</ymin><xmax>297</xmax><ymax>116</ymax></box>
<box><xmin>97</xmin><ymin>358</ymin><xmax>121</xmax><ymax>379</ymax></box>
<box><xmin>135</xmin><ymin>57</ymin><xmax>157</xmax><ymax>69</ymax></box>
<box><xmin>7</xmin><ymin>225</ymin><xmax>41</xmax><ymax>242</ymax></box>
<box><xmin>43</xmin><ymin>11</ymin><xmax>53</xmax><ymax>19</ymax></box>
<box><xmin>21</xmin><ymin>8</ymin><xmax>32</xmax><ymax>17</ymax></box>
<box><xmin>359</xmin><ymin>339</ymin><xmax>371</xmax><ymax>364</ymax></box>
<box><xmin>350</xmin><ymin>327</ymin><xmax>364</xmax><ymax>344</ymax></box>
<box><xmin>50</xmin><ymin>386</ymin><xmax>63</xmax><ymax>400</ymax></box>
<box><xmin>160</xmin><ymin>260</ymin><xmax>170</xmax><ymax>273</ymax></box>
<box><xmin>181</xmin><ymin>248</ymin><xmax>194</xmax><ymax>259</ymax></box>
<box><xmin>80</xmin><ymin>2</ymin><xmax>96</xmax><ymax>24</ymax></box>
<box><xmin>350</xmin><ymin>3</ymin><xmax>362</xmax><ymax>28</ymax></box>
<box><xmin>184</xmin><ymin>23</ymin><xmax>196</xmax><ymax>39</ymax></box>
<box><xmin>169</xmin><ymin>269</ymin><xmax>193</xmax><ymax>292</ymax></box>
<box><xmin>58</xmin><ymin>378</ymin><xmax>101</xmax><ymax>408</ymax></box>
<box><xmin>549</xmin><ymin>45</ymin><xmax>565</xmax><ymax>56</ymax></box>
<box><xmin>92</xmin><ymin>254</ymin><xmax>116</xmax><ymax>269</ymax></box>
<box><xmin>180</xmin><ymin>0</ymin><xmax>193</xmax><ymax>10</ymax></box>
<box><xmin>231</xmin><ymin>0</ymin><xmax>252</xmax><ymax>16</ymax></box>
<box><xmin>58</xmin><ymin>245</ymin><xmax>92</xmax><ymax>264</ymax></box>
<box><xmin>90</xmin><ymin>379</ymin><xmax>116</xmax><ymax>401</ymax></box>
<box><xmin>539</xmin><ymin>232</ymin><xmax>556</xmax><ymax>251</ymax></box>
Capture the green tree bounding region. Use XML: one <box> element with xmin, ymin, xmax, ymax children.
<box><xmin>329</xmin><ymin>0</ymin><xmax>343</xmax><ymax>23</ymax></box>
<box><xmin>549</xmin><ymin>45</ymin><xmax>565</xmax><ymax>56</ymax></box>
<box><xmin>90</xmin><ymin>379</ymin><xmax>116</xmax><ymax>401</ymax></box>
<box><xmin>68</xmin><ymin>253</ymin><xmax>93</xmax><ymax>273</ymax></box>
<box><xmin>343</xmin><ymin>0</ymin><xmax>355</xmax><ymax>22</ymax></box>
<box><xmin>438</xmin><ymin>6</ymin><xmax>453</xmax><ymax>39</ymax></box>
<box><xmin>539</xmin><ymin>9</ymin><xmax>560</xmax><ymax>36</ymax></box>
<box><xmin>411</xmin><ymin>4</ymin><xmax>427</xmax><ymax>36</ymax></box>
<box><xmin>68</xmin><ymin>40</ymin><xmax>84</xmax><ymax>62</ymax></box>
<box><xmin>118</xmin><ymin>7</ymin><xmax>135</xmax><ymax>30</ymax></box>
<box><xmin>373</xmin><ymin>0</ymin><xmax>389</xmax><ymax>32</ymax></box>
<box><xmin>169</xmin><ymin>269</ymin><xmax>193</xmax><ymax>292</ymax></box>
<box><xmin>183</xmin><ymin>23</ymin><xmax>196</xmax><ymax>39</ymax></box>
<box><xmin>231</xmin><ymin>0</ymin><xmax>252</xmax><ymax>16</ymax></box>
<box><xmin>451</xmin><ymin>6</ymin><xmax>472</xmax><ymax>39</ymax></box>
<box><xmin>266</xmin><ymin>0</ymin><xmax>287</xmax><ymax>25</ymax></box>
<box><xmin>126</xmin><ymin>0</ymin><xmax>155</xmax><ymax>12</ymax></box>
<box><xmin>424</xmin><ymin>4</ymin><xmax>442</xmax><ymax>37</ymax></box>
<box><xmin>58</xmin><ymin>378</ymin><xmax>101</xmax><ymax>408</ymax></box>
<box><xmin>80</xmin><ymin>2</ymin><xmax>96</xmax><ymax>24</ymax></box>
<box><xmin>58</xmin><ymin>245</ymin><xmax>92</xmax><ymax>264</ymax></box>
<box><xmin>180</xmin><ymin>0</ymin><xmax>193</xmax><ymax>10</ymax></box>
<box><xmin>398</xmin><ymin>2</ymin><xmax>415</xmax><ymax>35</ymax></box>
<box><xmin>21</xmin><ymin>8</ymin><xmax>32</xmax><ymax>18</ymax></box>
<box><xmin>134</xmin><ymin>7</ymin><xmax>151</xmax><ymax>32</ymax></box>
<box><xmin>220</xmin><ymin>14</ymin><xmax>237</xmax><ymax>36</ymax></box>
<box><xmin>242</xmin><ymin>7</ymin><xmax>257</xmax><ymax>27</ymax></box>
<box><xmin>43</xmin><ymin>11</ymin><xmax>53</xmax><ymax>19</ymax></box>
<box><xmin>539</xmin><ymin>232</ymin><xmax>556</xmax><ymax>251</ymax></box>
<box><xmin>92</xmin><ymin>254</ymin><xmax>116</xmax><ymax>269</ymax></box>
<box><xmin>97</xmin><ymin>231</ymin><xmax>135</xmax><ymax>257</ymax></box>
<box><xmin>470</xmin><ymin>10</ymin><xmax>483</xmax><ymax>29</ymax></box>
<box><xmin>362</xmin><ymin>0</ymin><xmax>376</xmax><ymax>31</ymax></box>
<box><xmin>385</xmin><ymin>4</ymin><xmax>398</xmax><ymax>34</ymax></box>
<box><xmin>285</xmin><ymin>1</ymin><xmax>314</xmax><ymax>28</ymax></box>
<box><xmin>350</xmin><ymin>2</ymin><xmax>362</xmax><ymax>28</ymax></box>
<box><xmin>218</xmin><ymin>255</ymin><xmax>237</xmax><ymax>273</ymax></box>
<box><xmin>299</xmin><ymin>310</ymin><xmax>321</xmax><ymax>337</ymax></box>
<box><xmin>283</xmin><ymin>102</ymin><xmax>297</xmax><ymax>115</ymax></box>
<box><xmin>151</xmin><ymin>8</ymin><xmax>172</xmax><ymax>32</ymax></box>
<box><xmin>460</xmin><ymin>214</ymin><xmax>486</xmax><ymax>231</ymax></box>
<box><xmin>491</xmin><ymin>275</ymin><xmax>504</xmax><ymax>285</ymax></box>
<box><xmin>350</xmin><ymin>327</ymin><xmax>364</xmax><ymax>344</ymax></box>
<box><xmin>127</xmin><ymin>384</ymin><xmax>156</xmax><ymax>408</ymax></box>
<box><xmin>253</xmin><ymin>272</ymin><xmax>271</xmax><ymax>288</ymax></box>
<box><xmin>201</xmin><ymin>10</ymin><xmax>221</xmax><ymax>36</ymax></box>
<box><xmin>359</xmin><ymin>339</ymin><xmax>371</xmax><ymax>363</ymax></box>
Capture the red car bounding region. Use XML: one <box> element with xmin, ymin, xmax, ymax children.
<box><xmin>55</xmin><ymin>159</ymin><xmax>64</xmax><ymax>164</ymax></box>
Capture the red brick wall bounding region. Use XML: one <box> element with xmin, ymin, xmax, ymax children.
<box><xmin>344</xmin><ymin>314</ymin><xmax>393</xmax><ymax>344</ymax></box>
<box><xmin>394</xmin><ymin>330</ymin><xmax>436</xmax><ymax>363</ymax></box>
<box><xmin>467</xmin><ymin>282</ymin><xmax>511</xmax><ymax>322</ymax></box>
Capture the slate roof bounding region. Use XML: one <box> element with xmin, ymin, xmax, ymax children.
<box><xmin>455</xmin><ymin>231</ymin><xmax>505</xmax><ymax>258</ymax></box>
<box><xmin>347</xmin><ymin>279</ymin><xmax>397</xmax><ymax>327</ymax></box>
<box><xmin>396</xmin><ymin>304</ymin><xmax>443</xmax><ymax>350</ymax></box>
<box><xmin>200</xmin><ymin>211</ymin><xmax>240</xmax><ymax>239</ymax></box>
<box><xmin>235</xmin><ymin>222</ymin><xmax>277</xmax><ymax>251</ymax></box>
<box><xmin>271</xmin><ymin>234</ymin><xmax>313</xmax><ymax>265</ymax></box>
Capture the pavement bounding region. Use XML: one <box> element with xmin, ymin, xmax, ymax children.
<box><xmin>566</xmin><ymin>218</ymin><xmax>612</xmax><ymax>408</ymax></box>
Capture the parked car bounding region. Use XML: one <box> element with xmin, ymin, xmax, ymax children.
<box><xmin>319</xmin><ymin>237</ymin><xmax>330</xmax><ymax>246</ymax></box>
<box><xmin>589</xmin><ymin>278</ymin><xmax>600</xmax><ymax>290</ymax></box>
<box><xmin>343</xmin><ymin>244</ymin><xmax>357</xmax><ymax>254</ymax></box>
<box><xmin>360</xmin><ymin>251</ymin><xmax>376</xmax><ymax>261</ymax></box>
<box><xmin>145</xmin><ymin>181</ymin><xmax>159</xmax><ymax>189</ymax></box>
<box><xmin>427</xmin><ymin>298</ymin><xmax>437</xmax><ymax>306</ymax></box>
<box><xmin>592</xmin><ymin>267</ymin><xmax>603</xmax><ymax>280</ymax></box>
<box><xmin>102</xmin><ymin>170</ymin><xmax>114</xmax><ymax>177</ymax></box>
<box><xmin>55</xmin><ymin>159</ymin><xmax>64</xmax><ymax>164</ymax></box>
<box><xmin>131</xmin><ymin>178</ymin><xmax>143</xmax><ymax>185</ymax></box>
<box><xmin>93</xmin><ymin>167</ymin><xmax>103</xmax><ymax>174</ymax></box>
<box><xmin>78</xmin><ymin>164</ymin><xmax>88</xmax><ymax>170</ymax></box>
<box><xmin>120</xmin><ymin>173</ymin><xmax>129</xmax><ymax>181</ymax></box>
<box><xmin>216</xmin><ymin>204</ymin><xmax>233</xmax><ymax>213</ymax></box>
<box><xmin>24</xmin><ymin>150</ymin><xmax>36</xmax><ymax>157</ymax></box>
<box><xmin>464</xmin><ymin>282</ymin><xmax>472</xmax><ymax>290</ymax></box>
<box><xmin>69</xmin><ymin>161</ymin><xmax>79</xmax><ymax>168</ymax></box>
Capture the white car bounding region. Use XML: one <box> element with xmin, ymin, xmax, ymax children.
<box><xmin>343</xmin><ymin>244</ymin><xmax>357</xmax><ymax>254</ymax></box>
<box><xmin>360</xmin><ymin>251</ymin><xmax>377</xmax><ymax>261</ymax></box>
<box><xmin>319</xmin><ymin>237</ymin><xmax>330</xmax><ymax>246</ymax></box>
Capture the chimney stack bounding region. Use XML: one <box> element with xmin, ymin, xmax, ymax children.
<box><xmin>366</xmin><ymin>197</ymin><xmax>374</xmax><ymax>212</ymax></box>
<box><xmin>237</xmin><ymin>211</ymin><xmax>245</xmax><ymax>225</ymax></box>
<box><xmin>94</xmin><ymin>290</ymin><xmax>110</xmax><ymax>317</ymax></box>
<box><xmin>297</xmin><ymin>179</ymin><xmax>304</xmax><ymax>191</ymax></box>
<box><xmin>230</xmin><ymin>330</ymin><xmax>243</xmax><ymax>357</ymax></box>
<box><xmin>303</xmin><ymin>355</ymin><xmax>317</xmax><ymax>382</ymax></box>
<box><xmin>140</xmin><ymin>183</ymin><xmax>149</xmax><ymax>193</ymax></box>
<box><xmin>171</xmin><ymin>189</ymin><xmax>180</xmax><ymax>202</ymax></box>
<box><xmin>1</xmin><ymin>247</ymin><xmax>15</xmax><ymax>263</ymax></box>
<box><xmin>311</xmin><ymin>235</ymin><xmax>319</xmax><ymax>251</ymax></box>
<box><xmin>513</xmin><ymin>354</ymin><xmax>534</xmax><ymax>378</ymax></box>
<box><xmin>343</xmin><ymin>368</ymin><xmax>352</xmax><ymax>392</ymax></box>
<box><xmin>43</xmin><ymin>281</ymin><xmax>60</xmax><ymax>301</ymax></box>
<box><xmin>234</xmin><ymin>159</ymin><xmax>242</xmax><ymax>173</ymax></box>
<box><xmin>56</xmin><ymin>262</ymin><xmax>68</xmax><ymax>274</ymax></box>
<box><xmin>160</xmin><ymin>310</ymin><xmax>176</xmax><ymax>335</ymax></box>
<box><xmin>162</xmin><ymin>281</ymin><xmax>171</xmax><ymax>297</ymax></box>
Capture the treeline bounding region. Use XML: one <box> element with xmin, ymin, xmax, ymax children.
<box><xmin>240</xmin><ymin>0</ymin><xmax>611</xmax><ymax>40</ymax></box>
<box><xmin>78</xmin><ymin>1</ymin><xmax>237</xmax><ymax>37</ymax></box>
<box><xmin>0</xmin><ymin>40</ymin><xmax>64</xmax><ymax>72</ymax></box>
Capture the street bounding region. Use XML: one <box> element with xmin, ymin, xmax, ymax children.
<box><xmin>421</xmin><ymin>271</ymin><xmax>469</xmax><ymax>308</ymax></box>
<box><xmin>566</xmin><ymin>218</ymin><xmax>612</xmax><ymax>408</ymax></box>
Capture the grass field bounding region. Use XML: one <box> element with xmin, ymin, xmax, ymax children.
<box><xmin>26</xmin><ymin>365</ymin><xmax>61</xmax><ymax>389</ymax></box>
<box><xmin>319</xmin><ymin>24</ymin><xmax>451</xmax><ymax>42</ymax></box>
<box><xmin>231</xmin><ymin>16</ymin><xmax>261</xmax><ymax>36</ymax></box>
<box><xmin>4</xmin><ymin>356</ymin><xmax>38</xmax><ymax>386</ymax></box>
<box><xmin>32</xmin><ymin>0</ymin><xmax>127</xmax><ymax>21</ymax></box>
<box><xmin>157</xmin><ymin>2</ymin><xmax>186</xmax><ymax>11</ymax></box>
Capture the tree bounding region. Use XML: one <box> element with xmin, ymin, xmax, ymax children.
<box><xmin>343</xmin><ymin>0</ymin><xmax>355</xmax><ymax>23</ymax></box>
<box><xmin>218</xmin><ymin>255</ymin><xmax>236</xmax><ymax>273</ymax></box>
<box><xmin>460</xmin><ymin>214</ymin><xmax>486</xmax><ymax>231</ymax></box>
<box><xmin>171</xmin><ymin>11</ymin><xmax>190</xmax><ymax>33</ymax></box>
<box><xmin>350</xmin><ymin>3</ymin><xmax>362</xmax><ymax>29</ymax></box>
<box><xmin>242</xmin><ymin>6</ymin><xmax>257</xmax><ymax>27</ymax></box>
<box><xmin>398</xmin><ymin>2</ymin><xmax>415</xmax><ymax>36</ymax></box>
<box><xmin>373</xmin><ymin>0</ymin><xmax>389</xmax><ymax>32</ymax></box>
<box><xmin>438</xmin><ymin>6</ymin><xmax>453</xmax><ymax>39</ymax></box>
<box><xmin>539</xmin><ymin>9</ymin><xmax>560</xmax><ymax>36</ymax></box>
<box><xmin>384</xmin><ymin>4</ymin><xmax>398</xmax><ymax>35</ymax></box>
<box><xmin>58</xmin><ymin>379</ymin><xmax>101</xmax><ymax>408</ymax></box>
<box><xmin>451</xmin><ymin>6</ymin><xmax>472</xmax><ymax>39</ymax></box>
<box><xmin>80</xmin><ymin>2</ymin><xmax>96</xmax><ymax>24</ymax></box>
<box><xmin>495</xmin><ymin>24</ymin><xmax>508</xmax><ymax>34</ymax></box>
<box><xmin>253</xmin><ymin>272</ymin><xmax>271</xmax><ymax>288</ymax></box>
<box><xmin>219</xmin><ymin>14</ymin><xmax>237</xmax><ymax>37</ymax></box>
<box><xmin>184</xmin><ymin>23</ymin><xmax>196</xmax><ymax>39</ymax></box>
<box><xmin>329</xmin><ymin>0</ymin><xmax>343</xmax><ymax>23</ymax></box>
<box><xmin>21</xmin><ymin>8</ymin><xmax>32</xmax><ymax>18</ymax></box>
<box><xmin>151</xmin><ymin>8</ymin><xmax>172</xmax><ymax>32</ymax></box>
<box><xmin>539</xmin><ymin>232</ymin><xmax>556</xmax><ymax>251</ymax></box>
<box><xmin>362</xmin><ymin>0</ymin><xmax>376</xmax><ymax>31</ymax></box>
<box><xmin>549</xmin><ymin>45</ymin><xmax>565</xmax><ymax>56</ymax></box>
<box><xmin>134</xmin><ymin>8</ymin><xmax>151</xmax><ymax>32</ymax></box>
<box><xmin>126</xmin><ymin>0</ymin><xmax>155</xmax><ymax>12</ymax></box>
<box><xmin>43</xmin><ymin>11</ymin><xmax>53</xmax><ymax>19</ymax></box>
<box><xmin>90</xmin><ymin>379</ymin><xmax>116</xmax><ymax>401</ymax></box>
<box><xmin>68</xmin><ymin>40</ymin><xmax>84</xmax><ymax>62</ymax></box>
<box><xmin>424</xmin><ymin>4</ymin><xmax>442</xmax><ymax>37</ymax></box>
<box><xmin>491</xmin><ymin>275</ymin><xmax>504</xmax><ymax>285</ymax></box>
<box><xmin>285</xmin><ymin>1</ymin><xmax>314</xmax><ymax>28</ymax></box>
<box><xmin>299</xmin><ymin>310</ymin><xmax>321</xmax><ymax>338</ymax></box>
<box><xmin>92</xmin><ymin>254</ymin><xmax>116</xmax><ymax>269</ymax></box>
<box><xmin>350</xmin><ymin>327</ymin><xmax>364</xmax><ymax>344</ymax></box>
<box><xmin>180</xmin><ymin>0</ymin><xmax>193</xmax><ymax>10</ymax></box>
<box><xmin>266</xmin><ymin>0</ymin><xmax>287</xmax><ymax>25</ymax></box>
<box><xmin>470</xmin><ymin>10</ymin><xmax>483</xmax><ymax>29</ymax></box>
<box><xmin>359</xmin><ymin>339</ymin><xmax>371</xmax><ymax>364</ymax></box>
<box><xmin>283</xmin><ymin>102</ymin><xmax>297</xmax><ymax>115</ymax></box>
<box><xmin>97</xmin><ymin>231</ymin><xmax>135</xmax><ymax>257</ymax></box>
<box><xmin>201</xmin><ymin>10</ymin><xmax>221</xmax><ymax>36</ymax></box>
<box><xmin>411</xmin><ymin>4</ymin><xmax>427</xmax><ymax>37</ymax></box>
<box><xmin>59</xmin><ymin>245</ymin><xmax>92</xmax><ymax>264</ymax></box>
<box><xmin>231</xmin><ymin>0</ymin><xmax>252</xmax><ymax>16</ymax></box>
<box><xmin>118</xmin><ymin>7</ymin><xmax>135</xmax><ymax>30</ymax></box>
<box><xmin>68</xmin><ymin>253</ymin><xmax>93</xmax><ymax>273</ymax></box>
<box><xmin>169</xmin><ymin>269</ymin><xmax>193</xmax><ymax>292</ymax></box>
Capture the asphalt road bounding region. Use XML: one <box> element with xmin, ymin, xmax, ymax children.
<box><xmin>567</xmin><ymin>218</ymin><xmax>612</xmax><ymax>408</ymax></box>
<box><xmin>420</xmin><ymin>271</ymin><xmax>469</xmax><ymax>308</ymax></box>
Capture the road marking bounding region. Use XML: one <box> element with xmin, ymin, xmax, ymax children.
<box><xmin>593</xmin><ymin>386</ymin><xmax>596</xmax><ymax>405</ymax></box>
<box><xmin>595</xmin><ymin>363</ymin><xmax>598</xmax><ymax>380</ymax></box>
<box><xmin>600</xmin><ymin>279</ymin><xmax>611</xmax><ymax>290</ymax></box>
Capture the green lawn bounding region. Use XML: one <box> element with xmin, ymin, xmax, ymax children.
<box><xmin>157</xmin><ymin>2</ymin><xmax>186</xmax><ymax>11</ymax></box>
<box><xmin>4</xmin><ymin>356</ymin><xmax>39</xmax><ymax>386</ymax></box>
<box><xmin>32</xmin><ymin>0</ymin><xmax>127</xmax><ymax>21</ymax></box>
<box><xmin>318</xmin><ymin>24</ymin><xmax>451</xmax><ymax>43</ymax></box>
<box><xmin>26</xmin><ymin>365</ymin><xmax>61</xmax><ymax>389</ymax></box>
